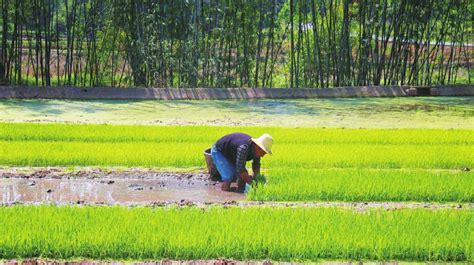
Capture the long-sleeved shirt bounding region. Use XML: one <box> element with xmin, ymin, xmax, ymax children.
<box><xmin>236</xmin><ymin>143</ymin><xmax>260</xmax><ymax>175</ymax></box>
<box><xmin>215</xmin><ymin>132</ymin><xmax>260</xmax><ymax>175</ymax></box>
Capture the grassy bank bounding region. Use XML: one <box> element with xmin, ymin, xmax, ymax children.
<box><xmin>0</xmin><ymin>205</ymin><xmax>472</xmax><ymax>262</ymax></box>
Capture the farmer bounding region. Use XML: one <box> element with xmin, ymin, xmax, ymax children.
<box><xmin>211</xmin><ymin>132</ymin><xmax>273</xmax><ymax>192</ymax></box>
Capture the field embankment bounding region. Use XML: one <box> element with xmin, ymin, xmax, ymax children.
<box><xmin>1</xmin><ymin>85</ymin><xmax>473</xmax><ymax>100</ymax></box>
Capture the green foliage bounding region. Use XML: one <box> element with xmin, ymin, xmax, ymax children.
<box><xmin>252</xmin><ymin>174</ymin><xmax>267</xmax><ymax>186</ymax></box>
<box><xmin>0</xmin><ymin>205</ymin><xmax>472</xmax><ymax>261</ymax></box>
<box><xmin>1</xmin><ymin>0</ymin><xmax>471</xmax><ymax>87</ymax></box>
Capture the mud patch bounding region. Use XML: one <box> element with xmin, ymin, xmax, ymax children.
<box><xmin>0</xmin><ymin>167</ymin><xmax>245</xmax><ymax>204</ymax></box>
<box><xmin>3</xmin><ymin>199</ymin><xmax>471</xmax><ymax>210</ymax></box>
<box><xmin>0</xmin><ymin>167</ymin><xmax>210</xmax><ymax>180</ymax></box>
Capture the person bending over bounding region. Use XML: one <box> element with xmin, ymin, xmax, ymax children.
<box><xmin>211</xmin><ymin>132</ymin><xmax>273</xmax><ymax>192</ymax></box>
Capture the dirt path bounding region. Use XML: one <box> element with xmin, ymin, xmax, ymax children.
<box><xmin>2</xmin><ymin>196</ymin><xmax>470</xmax><ymax>210</ymax></box>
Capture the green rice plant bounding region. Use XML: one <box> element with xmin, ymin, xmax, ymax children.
<box><xmin>0</xmin><ymin>123</ymin><xmax>472</xmax><ymax>169</ymax></box>
<box><xmin>248</xmin><ymin>168</ymin><xmax>474</xmax><ymax>202</ymax></box>
<box><xmin>1</xmin><ymin>140</ymin><xmax>471</xmax><ymax>169</ymax></box>
<box><xmin>0</xmin><ymin>205</ymin><xmax>472</xmax><ymax>262</ymax></box>
<box><xmin>0</xmin><ymin>141</ymin><xmax>206</xmax><ymax>168</ymax></box>
<box><xmin>1</xmin><ymin>123</ymin><xmax>472</xmax><ymax>145</ymax></box>
<box><xmin>268</xmin><ymin>143</ymin><xmax>472</xmax><ymax>169</ymax></box>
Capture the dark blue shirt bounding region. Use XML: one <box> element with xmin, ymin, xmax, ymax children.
<box><xmin>215</xmin><ymin>133</ymin><xmax>261</xmax><ymax>174</ymax></box>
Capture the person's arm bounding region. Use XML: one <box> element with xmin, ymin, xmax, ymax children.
<box><xmin>236</xmin><ymin>144</ymin><xmax>252</xmax><ymax>184</ymax></box>
<box><xmin>252</xmin><ymin>157</ymin><xmax>261</xmax><ymax>177</ymax></box>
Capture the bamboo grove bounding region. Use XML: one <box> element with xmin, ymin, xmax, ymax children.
<box><xmin>0</xmin><ymin>0</ymin><xmax>472</xmax><ymax>88</ymax></box>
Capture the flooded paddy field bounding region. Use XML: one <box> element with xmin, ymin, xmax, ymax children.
<box><xmin>1</xmin><ymin>96</ymin><xmax>473</xmax><ymax>262</ymax></box>
<box><xmin>1</xmin><ymin>96</ymin><xmax>473</xmax><ymax>128</ymax></box>
<box><xmin>1</xmin><ymin>125</ymin><xmax>472</xmax><ymax>204</ymax></box>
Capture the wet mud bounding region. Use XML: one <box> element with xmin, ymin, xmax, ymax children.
<box><xmin>2</xmin><ymin>196</ymin><xmax>471</xmax><ymax>210</ymax></box>
<box><xmin>0</xmin><ymin>167</ymin><xmax>211</xmax><ymax>180</ymax></box>
<box><xmin>0</xmin><ymin>167</ymin><xmax>245</xmax><ymax>204</ymax></box>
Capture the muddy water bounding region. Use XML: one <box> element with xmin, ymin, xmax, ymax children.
<box><xmin>0</xmin><ymin>177</ymin><xmax>244</xmax><ymax>204</ymax></box>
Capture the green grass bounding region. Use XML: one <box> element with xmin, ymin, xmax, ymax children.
<box><xmin>248</xmin><ymin>168</ymin><xmax>474</xmax><ymax>202</ymax></box>
<box><xmin>0</xmin><ymin>205</ymin><xmax>472</xmax><ymax>262</ymax></box>
<box><xmin>1</xmin><ymin>122</ymin><xmax>473</xmax><ymax>202</ymax></box>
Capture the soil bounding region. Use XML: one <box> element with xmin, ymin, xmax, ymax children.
<box><xmin>0</xmin><ymin>167</ymin><xmax>244</xmax><ymax>204</ymax></box>
<box><xmin>0</xmin><ymin>167</ymin><xmax>211</xmax><ymax>180</ymax></box>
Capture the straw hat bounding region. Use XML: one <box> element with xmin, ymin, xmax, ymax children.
<box><xmin>251</xmin><ymin>134</ymin><xmax>273</xmax><ymax>155</ymax></box>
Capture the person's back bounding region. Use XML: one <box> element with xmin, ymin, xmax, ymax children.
<box><xmin>215</xmin><ymin>132</ymin><xmax>254</xmax><ymax>162</ymax></box>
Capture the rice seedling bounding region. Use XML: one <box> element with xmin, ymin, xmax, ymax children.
<box><xmin>0</xmin><ymin>123</ymin><xmax>472</xmax><ymax>169</ymax></box>
<box><xmin>1</xmin><ymin>140</ymin><xmax>471</xmax><ymax>169</ymax></box>
<box><xmin>0</xmin><ymin>205</ymin><xmax>472</xmax><ymax>262</ymax></box>
<box><xmin>248</xmin><ymin>168</ymin><xmax>474</xmax><ymax>202</ymax></box>
<box><xmin>1</xmin><ymin>123</ymin><xmax>472</xmax><ymax>145</ymax></box>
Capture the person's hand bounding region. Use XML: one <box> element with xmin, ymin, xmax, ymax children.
<box><xmin>239</xmin><ymin>171</ymin><xmax>252</xmax><ymax>184</ymax></box>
